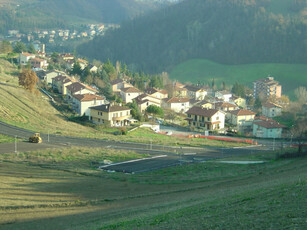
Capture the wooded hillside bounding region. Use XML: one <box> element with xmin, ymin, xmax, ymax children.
<box><xmin>78</xmin><ymin>0</ymin><xmax>307</xmax><ymax>73</ymax></box>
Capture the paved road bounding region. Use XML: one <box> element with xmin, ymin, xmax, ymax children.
<box><xmin>0</xmin><ymin>121</ymin><xmax>267</xmax><ymax>173</ymax></box>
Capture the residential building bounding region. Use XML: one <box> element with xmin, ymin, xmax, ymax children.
<box><xmin>184</xmin><ymin>85</ymin><xmax>208</xmax><ymax>100</ymax></box>
<box><xmin>145</xmin><ymin>88</ymin><xmax>168</xmax><ymax>99</ymax></box>
<box><xmin>29</xmin><ymin>57</ymin><xmax>48</xmax><ymax>69</ymax></box>
<box><xmin>253</xmin><ymin>120</ymin><xmax>286</xmax><ymax>138</ymax></box>
<box><xmin>262</xmin><ymin>102</ymin><xmax>282</xmax><ymax>118</ymax></box>
<box><xmin>230</xmin><ymin>96</ymin><xmax>247</xmax><ymax>109</ymax></box>
<box><xmin>120</xmin><ymin>87</ymin><xmax>142</xmax><ymax>103</ymax></box>
<box><xmin>19</xmin><ymin>52</ymin><xmax>35</xmax><ymax>65</ymax></box>
<box><xmin>71</xmin><ymin>94</ymin><xmax>105</xmax><ymax>116</ymax></box>
<box><xmin>253</xmin><ymin>76</ymin><xmax>282</xmax><ymax>99</ymax></box>
<box><xmin>41</xmin><ymin>70</ymin><xmax>63</xmax><ymax>84</ymax></box>
<box><xmin>199</xmin><ymin>101</ymin><xmax>214</xmax><ymax>109</ymax></box>
<box><xmin>134</xmin><ymin>94</ymin><xmax>161</xmax><ymax>113</ymax></box>
<box><xmin>215</xmin><ymin>90</ymin><xmax>232</xmax><ymax>102</ymax></box>
<box><xmin>66</xmin><ymin>82</ymin><xmax>98</xmax><ymax>100</ymax></box>
<box><xmin>52</xmin><ymin>75</ymin><xmax>74</xmax><ymax>95</ymax></box>
<box><xmin>162</xmin><ymin>97</ymin><xmax>190</xmax><ymax>113</ymax></box>
<box><xmin>186</xmin><ymin>107</ymin><xmax>225</xmax><ymax>131</ymax></box>
<box><xmin>111</xmin><ymin>79</ymin><xmax>133</xmax><ymax>92</ymax></box>
<box><xmin>89</xmin><ymin>104</ymin><xmax>131</xmax><ymax>127</ymax></box>
<box><xmin>214</xmin><ymin>102</ymin><xmax>238</xmax><ymax>112</ymax></box>
<box><xmin>228</xmin><ymin>109</ymin><xmax>256</xmax><ymax>132</ymax></box>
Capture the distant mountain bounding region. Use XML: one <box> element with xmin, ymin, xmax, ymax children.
<box><xmin>0</xmin><ymin>0</ymin><xmax>173</xmax><ymax>34</ymax></box>
<box><xmin>77</xmin><ymin>0</ymin><xmax>307</xmax><ymax>73</ymax></box>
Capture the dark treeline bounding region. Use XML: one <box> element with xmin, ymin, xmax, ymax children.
<box><xmin>0</xmin><ymin>0</ymin><xmax>161</xmax><ymax>34</ymax></box>
<box><xmin>78</xmin><ymin>0</ymin><xmax>307</xmax><ymax>73</ymax></box>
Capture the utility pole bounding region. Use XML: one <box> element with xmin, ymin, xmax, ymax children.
<box><xmin>273</xmin><ymin>138</ymin><xmax>275</xmax><ymax>151</ymax></box>
<box><xmin>48</xmin><ymin>130</ymin><xmax>50</xmax><ymax>142</ymax></box>
<box><xmin>14</xmin><ymin>135</ymin><xmax>17</xmax><ymax>153</ymax></box>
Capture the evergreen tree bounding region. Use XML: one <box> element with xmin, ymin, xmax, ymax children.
<box><xmin>13</xmin><ymin>41</ymin><xmax>27</xmax><ymax>53</ymax></box>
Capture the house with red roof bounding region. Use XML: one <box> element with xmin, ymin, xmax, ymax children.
<box><xmin>186</xmin><ymin>107</ymin><xmax>225</xmax><ymax>131</ymax></box>
<box><xmin>228</xmin><ymin>109</ymin><xmax>256</xmax><ymax>132</ymax></box>
<box><xmin>253</xmin><ymin>119</ymin><xmax>286</xmax><ymax>138</ymax></box>
<box><xmin>120</xmin><ymin>87</ymin><xmax>142</xmax><ymax>103</ymax></box>
<box><xmin>71</xmin><ymin>94</ymin><xmax>105</xmax><ymax>116</ymax></box>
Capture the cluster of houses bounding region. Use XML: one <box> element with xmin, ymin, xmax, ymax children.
<box><xmin>17</xmin><ymin>50</ymin><xmax>287</xmax><ymax>138</ymax></box>
<box><xmin>110</xmin><ymin>77</ymin><xmax>286</xmax><ymax>138</ymax></box>
<box><xmin>6</xmin><ymin>24</ymin><xmax>119</xmax><ymax>45</ymax></box>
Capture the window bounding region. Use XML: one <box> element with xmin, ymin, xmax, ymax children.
<box><xmin>216</xmin><ymin>116</ymin><xmax>219</xmax><ymax>121</ymax></box>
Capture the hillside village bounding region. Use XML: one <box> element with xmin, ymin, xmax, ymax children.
<box><xmin>11</xmin><ymin>50</ymin><xmax>303</xmax><ymax>140</ymax></box>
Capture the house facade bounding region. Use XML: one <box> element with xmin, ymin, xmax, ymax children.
<box><xmin>29</xmin><ymin>57</ymin><xmax>48</xmax><ymax>69</ymax></box>
<box><xmin>71</xmin><ymin>94</ymin><xmax>105</xmax><ymax>116</ymax></box>
<box><xmin>253</xmin><ymin>120</ymin><xmax>285</xmax><ymax>138</ymax></box>
<box><xmin>228</xmin><ymin>109</ymin><xmax>256</xmax><ymax>132</ymax></box>
<box><xmin>120</xmin><ymin>87</ymin><xmax>142</xmax><ymax>103</ymax></box>
<box><xmin>214</xmin><ymin>102</ymin><xmax>238</xmax><ymax>112</ymax></box>
<box><xmin>184</xmin><ymin>85</ymin><xmax>207</xmax><ymax>100</ymax></box>
<box><xmin>186</xmin><ymin>107</ymin><xmax>225</xmax><ymax>131</ymax></box>
<box><xmin>89</xmin><ymin>104</ymin><xmax>131</xmax><ymax>127</ymax></box>
<box><xmin>162</xmin><ymin>97</ymin><xmax>190</xmax><ymax>113</ymax></box>
<box><xmin>145</xmin><ymin>88</ymin><xmax>168</xmax><ymax>99</ymax></box>
<box><xmin>19</xmin><ymin>52</ymin><xmax>35</xmax><ymax>65</ymax></box>
<box><xmin>111</xmin><ymin>79</ymin><xmax>133</xmax><ymax>92</ymax></box>
<box><xmin>215</xmin><ymin>90</ymin><xmax>232</xmax><ymax>102</ymax></box>
<box><xmin>253</xmin><ymin>76</ymin><xmax>282</xmax><ymax>98</ymax></box>
<box><xmin>135</xmin><ymin>94</ymin><xmax>161</xmax><ymax>112</ymax></box>
<box><xmin>231</xmin><ymin>96</ymin><xmax>247</xmax><ymax>109</ymax></box>
<box><xmin>262</xmin><ymin>102</ymin><xmax>282</xmax><ymax>118</ymax></box>
<box><xmin>52</xmin><ymin>75</ymin><xmax>74</xmax><ymax>95</ymax></box>
<box><xmin>66</xmin><ymin>82</ymin><xmax>98</xmax><ymax>100</ymax></box>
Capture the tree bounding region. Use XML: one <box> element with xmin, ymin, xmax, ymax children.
<box><xmin>294</xmin><ymin>87</ymin><xmax>307</xmax><ymax>105</ymax></box>
<box><xmin>291</xmin><ymin>117</ymin><xmax>307</xmax><ymax>154</ymax></box>
<box><xmin>27</xmin><ymin>44</ymin><xmax>36</xmax><ymax>54</ymax></box>
<box><xmin>254</xmin><ymin>97</ymin><xmax>262</xmax><ymax>110</ymax></box>
<box><xmin>232</xmin><ymin>82</ymin><xmax>246</xmax><ymax>98</ymax></box>
<box><xmin>127</xmin><ymin>100</ymin><xmax>143</xmax><ymax>121</ymax></box>
<box><xmin>0</xmin><ymin>40</ymin><xmax>12</xmax><ymax>53</ymax></box>
<box><xmin>71</xmin><ymin>61</ymin><xmax>82</xmax><ymax>76</ymax></box>
<box><xmin>18</xmin><ymin>68</ymin><xmax>38</xmax><ymax>92</ymax></box>
<box><xmin>146</xmin><ymin>105</ymin><xmax>164</xmax><ymax>117</ymax></box>
<box><xmin>13</xmin><ymin>41</ymin><xmax>27</xmax><ymax>53</ymax></box>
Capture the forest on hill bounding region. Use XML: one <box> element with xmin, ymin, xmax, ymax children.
<box><xmin>0</xmin><ymin>0</ymin><xmax>169</xmax><ymax>34</ymax></box>
<box><xmin>78</xmin><ymin>0</ymin><xmax>307</xmax><ymax>73</ymax></box>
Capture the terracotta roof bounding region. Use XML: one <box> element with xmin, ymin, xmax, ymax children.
<box><xmin>229</xmin><ymin>109</ymin><xmax>256</xmax><ymax>116</ymax></box>
<box><xmin>21</xmin><ymin>52</ymin><xmax>35</xmax><ymax>57</ymax></box>
<box><xmin>121</xmin><ymin>87</ymin><xmax>142</xmax><ymax>93</ymax></box>
<box><xmin>184</xmin><ymin>85</ymin><xmax>202</xmax><ymax>92</ymax></box>
<box><xmin>173</xmin><ymin>82</ymin><xmax>185</xmax><ymax>88</ymax></box>
<box><xmin>72</xmin><ymin>94</ymin><xmax>104</xmax><ymax>102</ymax></box>
<box><xmin>254</xmin><ymin>120</ymin><xmax>286</xmax><ymax>129</ymax></box>
<box><xmin>254</xmin><ymin>116</ymin><xmax>274</xmax><ymax>122</ymax></box>
<box><xmin>66</xmin><ymin>82</ymin><xmax>98</xmax><ymax>94</ymax></box>
<box><xmin>215</xmin><ymin>102</ymin><xmax>238</xmax><ymax>108</ymax></box>
<box><xmin>166</xmin><ymin>97</ymin><xmax>190</xmax><ymax>103</ymax></box>
<box><xmin>90</xmin><ymin>104</ymin><xmax>130</xmax><ymax>113</ymax></box>
<box><xmin>110</xmin><ymin>78</ymin><xmax>124</xmax><ymax>85</ymax></box>
<box><xmin>146</xmin><ymin>88</ymin><xmax>168</xmax><ymax>95</ymax></box>
<box><xmin>30</xmin><ymin>57</ymin><xmax>45</xmax><ymax>62</ymax></box>
<box><xmin>186</xmin><ymin>106</ymin><xmax>219</xmax><ymax>117</ymax></box>
<box><xmin>262</xmin><ymin>102</ymin><xmax>282</xmax><ymax>108</ymax></box>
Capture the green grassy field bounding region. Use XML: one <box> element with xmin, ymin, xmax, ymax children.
<box><xmin>0</xmin><ymin>148</ymin><xmax>306</xmax><ymax>229</ymax></box>
<box><xmin>170</xmin><ymin>59</ymin><xmax>307</xmax><ymax>97</ymax></box>
<box><xmin>0</xmin><ymin>134</ymin><xmax>15</xmax><ymax>143</ymax></box>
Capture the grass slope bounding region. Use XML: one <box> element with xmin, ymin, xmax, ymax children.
<box><xmin>170</xmin><ymin>59</ymin><xmax>307</xmax><ymax>96</ymax></box>
<box><xmin>0</xmin><ymin>149</ymin><xmax>306</xmax><ymax>229</ymax></box>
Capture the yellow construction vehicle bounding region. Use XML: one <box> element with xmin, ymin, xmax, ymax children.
<box><xmin>29</xmin><ymin>133</ymin><xmax>42</xmax><ymax>143</ymax></box>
